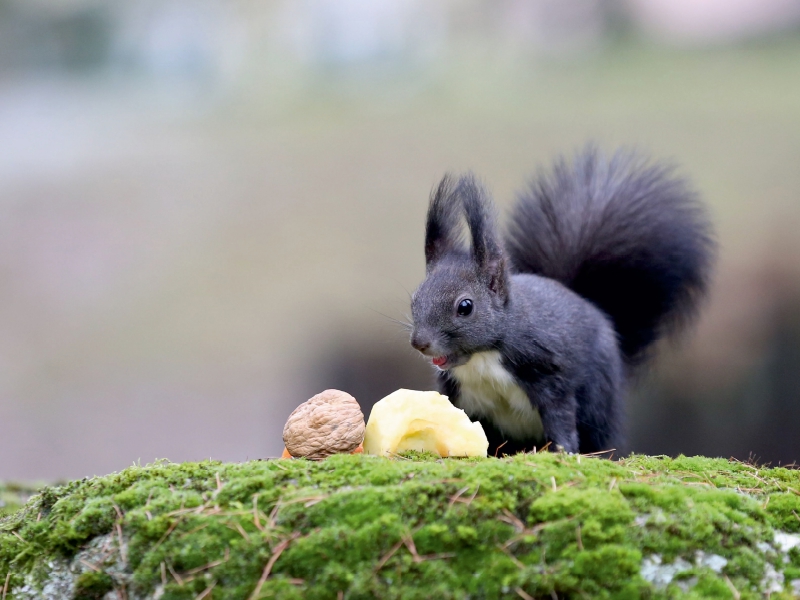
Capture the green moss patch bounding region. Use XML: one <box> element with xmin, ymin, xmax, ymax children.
<box><xmin>2</xmin><ymin>453</ymin><xmax>800</xmax><ymax>599</ymax></box>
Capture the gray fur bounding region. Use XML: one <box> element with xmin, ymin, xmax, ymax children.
<box><xmin>410</xmin><ymin>147</ymin><xmax>715</xmax><ymax>455</ymax></box>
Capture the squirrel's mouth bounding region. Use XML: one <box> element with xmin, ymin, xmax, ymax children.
<box><xmin>432</xmin><ymin>356</ymin><xmax>448</xmax><ymax>367</ymax></box>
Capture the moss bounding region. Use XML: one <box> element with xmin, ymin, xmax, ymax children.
<box><xmin>74</xmin><ymin>571</ymin><xmax>114</xmax><ymax>599</ymax></box>
<box><xmin>1</xmin><ymin>453</ymin><xmax>800</xmax><ymax>599</ymax></box>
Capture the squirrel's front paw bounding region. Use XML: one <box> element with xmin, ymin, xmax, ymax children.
<box><xmin>553</xmin><ymin>443</ymin><xmax>578</xmax><ymax>454</ymax></box>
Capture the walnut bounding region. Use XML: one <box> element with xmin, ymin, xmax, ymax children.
<box><xmin>282</xmin><ymin>389</ymin><xmax>365</xmax><ymax>460</ymax></box>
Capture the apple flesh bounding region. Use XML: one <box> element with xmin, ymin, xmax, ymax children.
<box><xmin>363</xmin><ymin>389</ymin><xmax>488</xmax><ymax>457</ymax></box>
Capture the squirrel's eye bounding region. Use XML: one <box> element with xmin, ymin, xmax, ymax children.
<box><xmin>457</xmin><ymin>299</ymin><xmax>474</xmax><ymax>316</ymax></box>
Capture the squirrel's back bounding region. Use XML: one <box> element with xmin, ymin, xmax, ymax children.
<box><xmin>505</xmin><ymin>146</ymin><xmax>716</xmax><ymax>364</ymax></box>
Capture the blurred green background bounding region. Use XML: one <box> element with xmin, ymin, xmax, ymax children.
<box><xmin>1</xmin><ymin>0</ymin><xmax>800</xmax><ymax>481</ymax></box>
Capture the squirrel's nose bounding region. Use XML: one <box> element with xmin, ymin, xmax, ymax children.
<box><xmin>410</xmin><ymin>332</ymin><xmax>431</xmax><ymax>354</ymax></box>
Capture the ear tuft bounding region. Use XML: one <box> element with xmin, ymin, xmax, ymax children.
<box><xmin>458</xmin><ymin>175</ymin><xmax>509</xmax><ymax>303</ymax></box>
<box><xmin>424</xmin><ymin>175</ymin><xmax>462</xmax><ymax>269</ymax></box>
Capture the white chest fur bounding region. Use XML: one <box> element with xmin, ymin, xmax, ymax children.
<box><xmin>450</xmin><ymin>351</ymin><xmax>544</xmax><ymax>441</ymax></box>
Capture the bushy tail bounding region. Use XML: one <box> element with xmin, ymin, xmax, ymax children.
<box><xmin>506</xmin><ymin>146</ymin><xmax>716</xmax><ymax>364</ymax></box>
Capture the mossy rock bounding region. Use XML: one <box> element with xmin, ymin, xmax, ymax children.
<box><xmin>2</xmin><ymin>453</ymin><xmax>800</xmax><ymax>599</ymax></box>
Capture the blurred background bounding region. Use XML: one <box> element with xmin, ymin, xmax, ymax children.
<box><xmin>1</xmin><ymin>0</ymin><xmax>800</xmax><ymax>482</ymax></box>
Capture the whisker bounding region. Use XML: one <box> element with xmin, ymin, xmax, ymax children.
<box><xmin>368</xmin><ymin>308</ymin><xmax>414</xmax><ymax>332</ymax></box>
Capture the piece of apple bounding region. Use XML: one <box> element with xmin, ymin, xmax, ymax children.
<box><xmin>363</xmin><ymin>389</ymin><xmax>488</xmax><ymax>457</ymax></box>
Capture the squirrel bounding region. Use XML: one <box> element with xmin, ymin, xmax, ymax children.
<box><xmin>409</xmin><ymin>146</ymin><xmax>716</xmax><ymax>455</ymax></box>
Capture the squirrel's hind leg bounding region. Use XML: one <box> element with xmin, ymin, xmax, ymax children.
<box><xmin>530</xmin><ymin>388</ymin><xmax>580</xmax><ymax>454</ymax></box>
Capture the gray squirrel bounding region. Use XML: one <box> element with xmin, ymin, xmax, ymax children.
<box><xmin>409</xmin><ymin>146</ymin><xmax>716</xmax><ymax>455</ymax></box>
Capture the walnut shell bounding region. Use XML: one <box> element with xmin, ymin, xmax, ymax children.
<box><xmin>282</xmin><ymin>389</ymin><xmax>365</xmax><ymax>460</ymax></box>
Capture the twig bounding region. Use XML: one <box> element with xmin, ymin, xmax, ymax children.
<box><xmin>494</xmin><ymin>441</ymin><xmax>509</xmax><ymax>457</ymax></box>
<box><xmin>403</xmin><ymin>533</ymin><xmax>454</xmax><ymax>563</ymax></box>
<box><xmin>161</xmin><ymin>562</ymin><xmax>167</xmax><ymax>587</ymax></box>
<box><xmin>724</xmin><ymin>576</ymin><xmax>741</xmax><ymax>600</ymax></box>
<box><xmin>80</xmin><ymin>559</ymin><xmax>101</xmax><ymax>572</ymax></box>
<box><xmin>283</xmin><ymin>496</ymin><xmax>328</xmax><ymax>507</ymax></box>
<box><xmin>182</xmin><ymin>549</ymin><xmax>230</xmax><ymax>576</ymax></box>
<box><xmin>268</xmin><ymin>501</ymin><xmax>281</xmax><ymax>528</ymax></box>
<box><xmin>3</xmin><ymin>572</ymin><xmax>10</xmax><ymax>600</ymax></box>
<box><xmin>195</xmin><ymin>581</ymin><xmax>216</xmax><ymax>600</ymax></box>
<box><xmin>153</xmin><ymin>518</ymin><xmax>184</xmax><ymax>551</ymax></box>
<box><xmin>502</xmin><ymin>513</ymin><xmax>583</xmax><ymax>550</ymax></box>
<box><xmin>216</xmin><ymin>472</ymin><xmax>223</xmax><ymax>492</ymax></box>
<box><xmin>447</xmin><ymin>486</ymin><xmax>471</xmax><ymax>508</ymax></box>
<box><xmin>608</xmin><ymin>478</ymin><xmax>617</xmax><ymax>492</ymax></box>
<box><xmin>116</xmin><ymin>520</ymin><xmax>127</xmax><ymax>563</ymax></box>
<box><xmin>375</xmin><ymin>540</ymin><xmax>404</xmax><ymax>571</ymax></box>
<box><xmin>231</xmin><ymin>522</ymin><xmax>252</xmax><ymax>543</ymax></box>
<box><xmin>248</xmin><ymin>532</ymin><xmax>301</xmax><ymax>600</ymax></box>
<box><xmin>499</xmin><ymin>545</ymin><xmax>526</xmax><ymax>570</ymax></box>
<box><xmin>167</xmin><ymin>563</ymin><xmax>184</xmax><ymax>586</ymax></box>
<box><xmin>516</xmin><ymin>588</ymin><xmax>535</xmax><ymax>600</ymax></box>
<box><xmin>178</xmin><ymin>523</ymin><xmax>210</xmax><ymax>539</ymax></box>
<box><xmin>421</xmin><ymin>552</ymin><xmax>456</xmax><ymax>561</ymax></box>
<box><xmin>499</xmin><ymin>509</ymin><xmax>526</xmax><ymax>532</ymax></box>
<box><xmin>465</xmin><ymin>484</ymin><xmax>480</xmax><ymax>506</ymax></box>
<box><xmin>551</xmin><ymin>476</ymin><xmax>557</xmax><ymax>492</ymax></box>
<box><xmin>193</xmin><ymin>503</ymin><xmax>212</xmax><ymax>515</ymax></box>
<box><xmin>163</xmin><ymin>507</ymin><xmax>194</xmax><ymax>517</ymax></box>
<box><xmin>403</xmin><ymin>534</ymin><xmax>421</xmax><ymax>562</ymax></box>
<box><xmin>11</xmin><ymin>532</ymin><xmax>25</xmax><ymax>543</ymax></box>
<box><xmin>253</xmin><ymin>495</ymin><xmax>265</xmax><ymax>532</ymax></box>
<box><xmin>388</xmin><ymin>452</ymin><xmax>412</xmax><ymax>461</ymax></box>
<box><xmin>580</xmin><ymin>448</ymin><xmax>616</xmax><ymax>457</ymax></box>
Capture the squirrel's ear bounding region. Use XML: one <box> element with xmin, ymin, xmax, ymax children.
<box><xmin>425</xmin><ymin>175</ymin><xmax>461</xmax><ymax>269</ymax></box>
<box><xmin>459</xmin><ymin>175</ymin><xmax>509</xmax><ymax>303</ymax></box>
<box><xmin>485</xmin><ymin>257</ymin><xmax>509</xmax><ymax>303</ymax></box>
